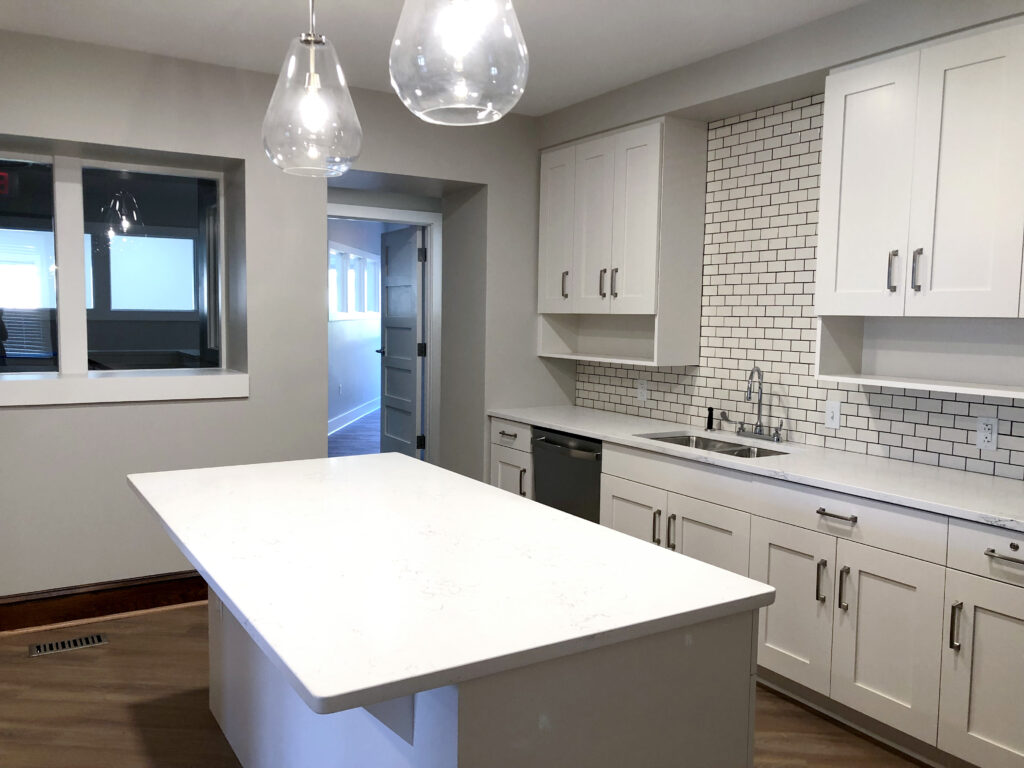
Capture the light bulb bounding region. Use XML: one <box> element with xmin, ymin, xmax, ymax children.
<box><xmin>262</xmin><ymin>28</ymin><xmax>362</xmax><ymax>176</ymax></box>
<box><xmin>390</xmin><ymin>0</ymin><xmax>528</xmax><ymax>126</ymax></box>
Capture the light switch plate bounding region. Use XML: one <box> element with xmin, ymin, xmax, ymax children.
<box><xmin>976</xmin><ymin>417</ymin><xmax>998</xmax><ymax>450</ymax></box>
<box><xmin>824</xmin><ymin>400</ymin><xmax>841</xmax><ymax>429</ymax></box>
<box><xmin>635</xmin><ymin>379</ymin><xmax>649</xmax><ymax>404</ymax></box>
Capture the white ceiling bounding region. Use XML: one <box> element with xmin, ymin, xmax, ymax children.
<box><xmin>0</xmin><ymin>0</ymin><xmax>869</xmax><ymax>115</ymax></box>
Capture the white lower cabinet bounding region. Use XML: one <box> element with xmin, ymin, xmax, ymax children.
<box><xmin>667</xmin><ymin>492</ymin><xmax>750</xmax><ymax>576</ymax></box>
<box><xmin>489</xmin><ymin>445</ymin><xmax>533</xmax><ymax>500</ymax></box>
<box><xmin>939</xmin><ymin>569</ymin><xmax>1024</xmax><ymax>768</ymax></box>
<box><xmin>830</xmin><ymin>540</ymin><xmax>945</xmax><ymax>744</ymax></box>
<box><xmin>599</xmin><ymin>475</ymin><xmax>667</xmax><ymax>545</ymax></box>
<box><xmin>750</xmin><ymin>517</ymin><xmax>836</xmax><ymax>696</ymax></box>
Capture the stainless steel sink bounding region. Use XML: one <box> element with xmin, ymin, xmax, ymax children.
<box><xmin>635</xmin><ymin>432</ymin><xmax>787</xmax><ymax>459</ymax></box>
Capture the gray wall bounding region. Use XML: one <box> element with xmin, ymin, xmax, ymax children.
<box><xmin>0</xmin><ymin>31</ymin><xmax>572</xmax><ymax>596</ymax></box>
<box><xmin>540</xmin><ymin>0</ymin><xmax>1024</xmax><ymax>147</ymax></box>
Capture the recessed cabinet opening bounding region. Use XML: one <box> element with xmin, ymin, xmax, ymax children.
<box><xmin>538</xmin><ymin>313</ymin><xmax>657</xmax><ymax>365</ymax></box>
<box><xmin>817</xmin><ymin>315</ymin><xmax>1024</xmax><ymax>397</ymax></box>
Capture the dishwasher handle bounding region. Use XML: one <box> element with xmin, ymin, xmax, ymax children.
<box><xmin>532</xmin><ymin>436</ymin><xmax>601</xmax><ymax>461</ymax></box>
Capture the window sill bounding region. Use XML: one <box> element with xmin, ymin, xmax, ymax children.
<box><xmin>0</xmin><ymin>368</ymin><xmax>249</xmax><ymax>407</ymax></box>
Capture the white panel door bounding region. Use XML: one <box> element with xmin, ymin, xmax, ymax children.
<box><xmin>816</xmin><ymin>52</ymin><xmax>919</xmax><ymax>316</ymax></box>
<box><xmin>599</xmin><ymin>474</ymin><xmax>667</xmax><ymax>547</ymax></box>
<box><xmin>939</xmin><ymin>569</ymin><xmax>1024</xmax><ymax>768</ymax></box>
<box><xmin>906</xmin><ymin>25</ymin><xmax>1024</xmax><ymax>318</ymax></box>
<box><xmin>610</xmin><ymin>122</ymin><xmax>661</xmax><ymax>315</ymax></box>
<box><xmin>489</xmin><ymin>445</ymin><xmax>533</xmax><ymax>500</ymax></box>
<box><xmin>667</xmin><ymin>492</ymin><xmax>750</xmax><ymax>576</ymax></box>
<box><xmin>830</xmin><ymin>540</ymin><xmax>945</xmax><ymax>744</ymax></box>
<box><xmin>537</xmin><ymin>146</ymin><xmax>576</xmax><ymax>313</ymax></box>
<box><xmin>750</xmin><ymin>517</ymin><xmax>836</xmax><ymax>695</ymax></box>
<box><xmin>379</xmin><ymin>227</ymin><xmax>423</xmax><ymax>457</ymax></box>
<box><xmin>571</xmin><ymin>135</ymin><xmax>616</xmax><ymax>314</ymax></box>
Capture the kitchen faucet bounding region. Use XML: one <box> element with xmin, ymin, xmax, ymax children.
<box><xmin>745</xmin><ymin>364</ymin><xmax>765</xmax><ymax>436</ymax></box>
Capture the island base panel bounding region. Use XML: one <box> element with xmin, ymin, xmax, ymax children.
<box><xmin>209</xmin><ymin>594</ymin><xmax>758</xmax><ymax>767</ymax></box>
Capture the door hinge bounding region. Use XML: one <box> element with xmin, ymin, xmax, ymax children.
<box><xmin>416</xmin><ymin>434</ymin><xmax>426</xmax><ymax>450</ymax></box>
<box><xmin>417</xmin><ymin>246</ymin><xmax>427</xmax><ymax>263</ymax></box>
<box><xmin>417</xmin><ymin>342</ymin><xmax>427</xmax><ymax>357</ymax></box>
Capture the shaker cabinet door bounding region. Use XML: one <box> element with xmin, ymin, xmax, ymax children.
<box><xmin>490</xmin><ymin>445</ymin><xmax>533</xmax><ymax>500</ymax></box>
<box><xmin>537</xmin><ymin>146</ymin><xmax>576</xmax><ymax>313</ymax></box>
<box><xmin>571</xmin><ymin>135</ymin><xmax>617</xmax><ymax>314</ymax></box>
<box><xmin>816</xmin><ymin>52</ymin><xmax>919</xmax><ymax>316</ymax></box>
<box><xmin>906</xmin><ymin>24</ymin><xmax>1024</xmax><ymax>318</ymax></box>
<box><xmin>599</xmin><ymin>474</ymin><xmax>668</xmax><ymax>547</ymax></box>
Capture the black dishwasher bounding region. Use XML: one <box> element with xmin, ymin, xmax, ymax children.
<box><xmin>531</xmin><ymin>428</ymin><xmax>602</xmax><ymax>523</ymax></box>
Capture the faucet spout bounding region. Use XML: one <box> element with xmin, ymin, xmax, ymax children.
<box><xmin>745</xmin><ymin>365</ymin><xmax>765</xmax><ymax>435</ymax></box>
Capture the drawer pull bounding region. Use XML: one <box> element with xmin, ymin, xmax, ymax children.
<box><xmin>498</xmin><ymin>430</ymin><xmax>518</xmax><ymax>439</ymax></box>
<box><xmin>815</xmin><ymin>558</ymin><xmax>827</xmax><ymax>604</ymax></box>
<box><xmin>984</xmin><ymin>548</ymin><xmax>1024</xmax><ymax>567</ymax></box>
<box><xmin>838</xmin><ymin>565</ymin><xmax>851</xmax><ymax>611</ymax></box>
<box><xmin>518</xmin><ymin>467</ymin><xmax>527</xmax><ymax>497</ymax></box>
<box><xmin>666</xmin><ymin>513</ymin><xmax>677</xmax><ymax>551</ymax></box>
<box><xmin>949</xmin><ymin>601</ymin><xmax>963</xmax><ymax>652</ymax></box>
<box><xmin>652</xmin><ymin>509</ymin><xmax>662</xmax><ymax>546</ymax></box>
<box><xmin>817</xmin><ymin>506</ymin><xmax>858</xmax><ymax>525</ymax></box>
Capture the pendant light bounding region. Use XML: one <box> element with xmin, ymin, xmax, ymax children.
<box><xmin>262</xmin><ymin>0</ymin><xmax>363</xmax><ymax>177</ymax></box>
<box><xmin>389</xmin><ymin>0</ymin><xmax>528</xmax><ymax>126</ymax></box>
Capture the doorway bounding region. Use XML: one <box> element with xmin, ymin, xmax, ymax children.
<box><xmin>326</xmin><ymin>204</ymin><xmax>442</xmax><ymax>463</ymax></box>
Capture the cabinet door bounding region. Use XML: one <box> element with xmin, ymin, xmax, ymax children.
<box><xmin>750</xmin><ymin>517</ymin><xmax>836</xmax><ymax>695</ymax></box>
<box><xmin>537</xmin><ymin>146</ymin><xmax>576</xmax><ymax>314</ymax></box>
<box><xmin>609</xmin><ymin>122</ymin><xmax>661</xmax><ymax>315</ymax></box>
<box><xmin>599</xmin><ymin>474</ymin><xmax>667</xmax><ymax>546</ymax></box>
<box><xmin>667</xmin><ymin>492</ymin><xmax>750</xmax><ymax>576</ymax></box>
<box><xmin>817</xmin><ymin>52</ymin><xmax>919</xmax><ymax>316</ymax></box>
<box><xmin>906</xmin><ymin>25</ymin><xmax>1024</xmax><ymax>318</ymax></box>
<box><xmin>830</xmin><ymin>540</ymin><xmax>945</xmax><ymax>744</ymax></box>
<box><xmin>571</xmin><ymin>134</ymin><xmax>616</xmax><ymax>314</ymax></box>
<box><xmin>490</xmin><ymin>445</ymin><xmax>533</xmax><ymax>500</ymax></box>
<box><xmin>939</xmin><ymin>569</ymin><xmax>1024</xmax><ymax>767</ymax></box>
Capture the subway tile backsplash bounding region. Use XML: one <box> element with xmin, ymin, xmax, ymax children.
<box><xmin>575</xmin><ymin>95</ymin><xmax>1024</xmax><ymax>481</ymax></box>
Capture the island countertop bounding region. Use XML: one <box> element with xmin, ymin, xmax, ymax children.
<box><xmin>128</xmin><ymin>453</ymin><xmax>774</xmax><ymax>715</ymax></box>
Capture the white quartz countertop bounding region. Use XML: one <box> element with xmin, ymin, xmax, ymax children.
<box><xmin>490</xmin><ymin>405</ymin><xmax>1024</xmax><ymax>533</ymax></box>
<box><xmin>128</xmin><ymin>454</ymin><xmax>774</xmax><ymax>714</ymax></box>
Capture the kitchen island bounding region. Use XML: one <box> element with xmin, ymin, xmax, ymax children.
<box><xmin>129</xmin><ymin>453</ymin><xmax>775</xmax><ymax>768</ymax></box>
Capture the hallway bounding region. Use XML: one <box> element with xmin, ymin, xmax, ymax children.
<box><xmin>327</xmin><ymin>409</ymin><xmax>380</xmax><ymax>458</ymax></box>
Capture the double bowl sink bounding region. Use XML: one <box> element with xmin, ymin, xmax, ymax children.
<box><xmin>634</xmin><ymin>432</ymin><xmax>787</xmax><ymax>459</ymax></box>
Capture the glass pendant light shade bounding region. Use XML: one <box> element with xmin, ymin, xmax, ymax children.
<box><xmin>389</xmin><ymin>0</ymin><xmax>529</xmax><ymax>126</ymax></box>
<box><xmin>262</xmin><ymin>9</ymin><xmax>362</xmax><ymax>177</ymax></box>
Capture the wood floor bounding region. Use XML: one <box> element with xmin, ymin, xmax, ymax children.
<box><xmin>327</xmin><ymin>408</ymin><xmax>381</xmax><ymax>458</ymax></box>
<box><xmin>0</xmin><ymin>603</ymin><xmax>920</xmax><ymax>767</ymax></box>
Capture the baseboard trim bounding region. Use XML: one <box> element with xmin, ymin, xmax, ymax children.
<box><xmin>328</xmin><ymin>398</ymin><xmax>380</xmax><ymax>435</ymax></box>
<box><xmin>0</xmin><ymin>571</ymin><xmax>208</xmax><ymax>631</ymax></box>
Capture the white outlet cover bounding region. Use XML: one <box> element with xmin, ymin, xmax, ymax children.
<box><xmin>824</xmin><ymin>400</ymin><xmax>841</xmax><ymax>429</ymax></box>
<box><xmin>636</xmin><ymin>380</ymin><xmax>649</xmax><ymax>403</ymax></box>
<box><xmin>976</xmin><ymin>417</ymin><xmax>998</xmax><ymax>450</ymax></box>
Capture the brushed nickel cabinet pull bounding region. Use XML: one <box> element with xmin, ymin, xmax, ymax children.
<box><xmin>817</xmin><ymin>506</ymin><xmax>858</xmax><ymax>524</ymax></box>
<box><xmin>498</xmin><ymin>430</ymin><xmax>518</xmax><ymax>439</ymax></box>
<box><xmin>561</xmin><ymin>270</ymin><xmax>569</xmax><ymax>298</ymax></box>
<box><xmin>838</xmin><ymin>566</ymin><xmax>851</xmax><ymax>611</ymax></box>
<box><xmin>949</xmin><ymin>601</ymin><xmax>963</xmax><ymax>652</ymax></box>
<box><xmin>911</xmin><ymin>248</ymin><xmax>923</xmax><ymax>292</ymax></box>
<box><xmin>518</xmin><ymin>468</ymin><xmax>527</xmax><ymax>497</ymax></box>
<box><xmin>887</xmin><ymin>250</ymin><xmax>898</xmax><ymax>292</ymax></box>
<box><xmin>599</xmin><ymin>268</ymin><xmax>608</xmax><ymax>298</ymax></box>
<box><xmin>666</xmin><ymin>513</ymin><xmax>677</xmax><ymax>551</ymax></box>
<box><xmin>652</xmin><ymin>509</ymin><xmax>662</xmax><ymax>546</ymax></box>
<box><xmin>610</xmin><ymin>267</ymin><xmax>619</xmax><ymax>298</ymax></box>
<box><xmin>985</xmin><ymin>548</ymin><xmax>1024</xmax><ymax>567</ymax></box>
<box><xmin>815</xmin><ymin>558</ymin><xmax>828</xmax><ymax>603</ymax></box>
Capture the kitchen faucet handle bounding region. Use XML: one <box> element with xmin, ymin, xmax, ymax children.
<box><xmin>772</xmin><ymin>420</ymin><xmax>784</xmax><ymax>442</ymax></box>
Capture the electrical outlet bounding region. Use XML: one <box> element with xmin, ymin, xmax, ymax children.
<box><xmin>635</xmin><ymin>379</ymin><xmax>649</xmax><ymax>404</ymax></box>
<box><xmin>824</xmin><ymin>400</ymin><xmax>841</xmax><ymax>429</ymax></box>
<box><xmin>976</xmin><ymin>417</ymin><xmax>998</xmax><ymax>450</ymax></box>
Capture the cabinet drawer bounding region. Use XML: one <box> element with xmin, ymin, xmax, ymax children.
<box><xmin>948</xmin><ymin>518</ymin><xmax>1024</xmax><ymax>588</ymax></box>
<box><xmin>751</xmin><ymin>478</ymin><xmax>948</xmax><ymax>565</ymax></box>
<box><xmin>490</xmin><ymin>419</ymin><xmax>532</xmax><ymax>452</ymax></box>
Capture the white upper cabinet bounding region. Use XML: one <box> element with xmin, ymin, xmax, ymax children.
<box><xmin>571</xmin><ymin>133</ymin><xmax>618</xmax><ymax>314</ymax></box>
<box><xmin>537</xmin><ymin>146</ymin><xmax>576</xmax><ymax>314</ymax></box>
<box><xmin>610</xmin><ymin>122</ymin><xmax>661</xmax><ymax>314</ymax></box>
<box><xmin>818</xmin><ymin>20</ymin><xmax>1024</xmax><ymax>319</ymax></box>
<box><xmin>906</xmin><ymin>24</ymin><xmax>1024</xmax><ymax>318</ymax></box>
<box><xmin>817</xmin><ymin>52</ymin><xmax>919</xmax><ymax>316</ymax></box>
